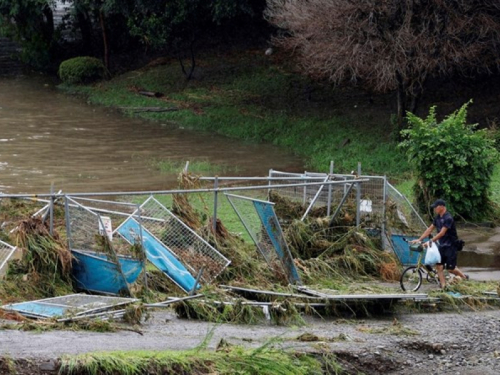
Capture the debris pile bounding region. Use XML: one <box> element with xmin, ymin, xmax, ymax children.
<box><xmin>0</xmin><ymin>171</ymin><xmax>499</xmax><ymax>328</ymax></box>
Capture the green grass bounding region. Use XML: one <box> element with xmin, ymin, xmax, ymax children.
<box><xmin>490</xmin><ymin>164</ymin><xmax>500</xmax><ymax>206</ymax></box>
<box><xmin>59</xmin><ymin>344</ymin><xmax>339</xmax><ymax>375</ymax></box>
<box><xmin>60</xmin><ymin>52</ymin><xmax>410</xmax><ymax>177</ymax></box>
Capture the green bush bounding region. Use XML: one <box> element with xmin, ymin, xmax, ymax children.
<box><xmin>58</xmin><ymin>56</ymin><xmax>105</xmax><ymax>84</ymax></box>
<box><xmin>399</xmin><ymin>101</ymin><xmax>499</xmax><ymax>220</ymax></box>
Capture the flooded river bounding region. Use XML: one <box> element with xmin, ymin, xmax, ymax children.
<box><xmin>0</xmin><ymin>75</ymin><xmax>303</xmax><ymax>193</ymax></box>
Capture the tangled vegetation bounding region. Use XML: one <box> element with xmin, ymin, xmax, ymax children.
<box><xmin>0</xmin><ymin>215</ymin><xmax>73</xmax><ymax>303</ymax></box>
<box><xmin>0</xmin><ymin>171</ymin><xmax>499</xmax><ymax>331</ymax></box>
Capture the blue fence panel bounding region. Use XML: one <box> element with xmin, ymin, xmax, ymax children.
<box><xmin>253</xmin><ymin>201</ymin><xmax>301</xmax><ymax>284</ymax></box>
<box><xmin>390</xmin><ymin>234</ymin><xmax>426</xmax><ymax>266</ymax></box>
<box><xmin>72</xmin><ymin>250</ymin><xmax>143</xmax><ymax>295</ymax></box>
<box><xmin>117</xmin><ymin>218</ymin><xmax>198</xmax><ymax>293</ymax></box>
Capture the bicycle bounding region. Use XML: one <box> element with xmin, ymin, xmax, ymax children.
<box><xmin>400</xmin><ymin>238</ymin><xmax>440</xmax><ymax>292</ymax></box>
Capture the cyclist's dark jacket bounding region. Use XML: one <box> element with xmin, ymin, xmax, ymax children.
<box><xmin>432</xmin><ymin>212</ymin><xmax>457</xmax><ymax>248</ymax></box>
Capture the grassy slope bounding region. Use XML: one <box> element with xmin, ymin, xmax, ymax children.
<box><xmin>60</xmin><ymin>50</ymin><xmax>500</xmax><ymax>206</ymax></box>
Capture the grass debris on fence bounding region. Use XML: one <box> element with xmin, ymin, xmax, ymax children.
<box><xmin>0</xmin><ymin>216</ymin><xmax>73</xmax><ymax>303</ymax></box>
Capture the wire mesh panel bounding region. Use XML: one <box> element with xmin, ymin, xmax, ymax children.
<box><xmin>226</xmin><ymin>193</ymin><xmax>301</xmax><ymax>285</ymax></box>
<box><xmin>124</xmin><ymin>196</ymin><xmax>230</xmax><ymax>284</ymax></box>
<box><xmin>385</xmin><ymin>183</ymin><xmax>427</xmax><ymax>236</ymax></box>
<box><xmin>1</xmin><ymin>294</ymin><xmax>138</xmax><ymax>319</ymax></box>
<box><xmin>68</xmin><ymin>197</ymin><xmax>138</xmax><ymax>232</ymax></box>
<box><xmin>65</xmin><ymin>197</ymin><xmax>104</xmax><ymax>252</ymax></box>
<box><xmin>65</xmin><ymin>197</ymin><xmax>140</xmax><ymax>296</ymax></box>
<box><xmin>268</xmin><ymin>170</ymin><xmax>333</xmax><ymax>206</ymax></box>
<box><xmin>0</xmin><ymin>239</ymin><xmax>16</xmax><ymax>277</ymax></box>
<box><xmin>226</xmin><ymin>193</ymin><xmax>277</xmax><ymax>264</ymax></box>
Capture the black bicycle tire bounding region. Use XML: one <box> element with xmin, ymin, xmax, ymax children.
<box><xmin>400</xmin><ymin>266</ymin><xmax>423</xmax><ymax>292</ymax></box>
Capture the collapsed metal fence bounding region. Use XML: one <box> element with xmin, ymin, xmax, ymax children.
<box><xmin>0</xmin><ymin>169</ymin><xmax>428</xmax><ymax>284</ymax></box>
<box><xmin>226</xmin><ymin>193</ymin><xmax>301</xmax><ymax>285</ymax></box>
<box><xmin>127</xmin><ymin>196</ymin><xmax>230</xmax><ymax>284</ymax></box>
<box><xmin>0</xmin><ymin>239</ymin><xmax>16</xmax><ymax>277</ymax></box>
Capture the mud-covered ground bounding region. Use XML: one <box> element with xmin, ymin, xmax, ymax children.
<box><xmin>1</xmin><ymin>305</ymin><xmax>500</xmax><ymax>375</ymax></box>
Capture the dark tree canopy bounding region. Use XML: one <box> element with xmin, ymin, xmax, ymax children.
<box><xmin>266</xmin><ymin>0</ymin><xmax>500</xmax><ymax>128</ymax></box>
<box><xmin>0</xmin><ymin>0</ymin><xmax>55</xmax><ymax>66</ymax></box>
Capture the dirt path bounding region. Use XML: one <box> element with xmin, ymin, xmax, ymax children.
<box><xmin>2</xmin><ymin>306</ymin><xmax>500</xmax><ymax>374</ymax></box>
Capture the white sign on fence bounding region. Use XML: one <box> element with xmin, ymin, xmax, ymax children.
<box><xmin>98</xmin><ymin>216</ymin><xmax>113</xmax><ymax>241</ymax></box>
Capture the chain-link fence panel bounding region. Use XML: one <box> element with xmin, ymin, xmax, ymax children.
<box><xmin>65</xmin><ymin>197</ymin><xmax>142</xmax><ymax>296</ymax></box>
<box><xmin>0</xmin><ymin>239</ymin><xmax>16</xmax><ymax>277</ymax></box>
<box><xmin>385</xmin><ymin>183</ymin><xmax>427</xmax><ymax>236</ymax></box>
<box><xmin>226</xmin><ymin>193</ymin><xmax>301</xmax><ymax>285</ymax></box>
<box><xmin>65</xmin><ymin>197</ymin><xmax>105</xmax><ymax>252</ymax></box>
<box><xmin>268</xmin><ymin>171</ymin><xmax>387</xmax><ymax>227</ymax></box>
<box><xmin>268</xmin><ymin>170</ymin><xmax>336</xmax><ymax>207</ymax></box>
<box><xmin>132</xmin><ymin>196</ymin><xmax>230</xmax><ymax>284</ymax></box>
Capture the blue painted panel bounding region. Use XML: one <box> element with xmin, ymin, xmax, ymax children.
<box><xmin>390</xmin><ymin>234</ymin><xmax>426</xmax><ymax>266</ymax></box>
<box><xmin>253</xmin><ymin>201</ymin><xmax>301</xmax><ymax>283</ymax></box>
<box><xmin>72</xmin><ymin>250</ymin><xmax>142</xmax><ymax>295</ymax></box>
<box><xmin>4</xmin><ymin>302</ymin><xmax>69</xmax><ymax>318</ymax></box>
<box><xmin>117</xmin><ymin>218</ymin><xmax>197</xmax><ymax>293</ymax></box>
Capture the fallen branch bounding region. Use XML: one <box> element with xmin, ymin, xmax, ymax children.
<box><xmin>137</xmin><ymin>91</ymin><xmax>163</xmax><ymax>98</ymax></box>
<box><xmin>119</xmin><ymin>107</ymin><xmax>178</xmax><ymax>113</ymax></box>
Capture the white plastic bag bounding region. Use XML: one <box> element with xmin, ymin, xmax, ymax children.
<box><xmin>424</xmin><ymin>242</ymin><xmax>441</xmax><ymax>265</ymax></box>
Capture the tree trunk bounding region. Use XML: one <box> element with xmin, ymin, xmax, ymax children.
<box><xmin>396</xmin><ymin>74</ymin><xmax>407</xmax><ymax>139</ymax></box>
<box><xmin>99</xmin><ymin>11</ymin><xmax>109</xmax><ymax>69</ymax></box>
<box><xmin>77</xmin><ymin>11</ymin><xmax>93</xmax><ymax>54</ymax></box>
<box><xmin>178</xmin><ymin>40</ymin><xmax>196</xmax><ymax>81</ymax></box>
<box><xmin>41</xmin><ymin>5</ymin><xmax>54</xmax><ymax>44</ymax></box>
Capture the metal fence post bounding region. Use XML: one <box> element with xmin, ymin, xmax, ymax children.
<box><xmin>301</xmin><ymin>175</ymin><xmax>329</xmax><ymax>221</ymax></box>
<box><xmin>267</xmin><ymin>169</ymin><xmax>272</xmax><ymax>200</ymax></box>
<box><xmin>213</xmin><ymin>176</ymin><xmax>219</xmax><ymax>233</ymax></box>
<box><xmin>302</xmin><ymin>172</ymin><xmax>307</xmax><ymax>205</ymax></box>
<box><xmin>64</xmin><ymin>196</ymin><xmax>72</xmax><ymax>249</ymax></box>
<box><xmin>356</xmin><ymin>163</ymin><xmax>361</xmax><ymax>226</ymax></box>
<box><xmin>356</xmin><ymin>181</ymin><xmax>361</xmax><ymax>227</ymax></box>
<box><xmin>382</xmin><ymin>175</ymin><xmax>387</xmax><ymax>250</ymax></box>
<box><xmin>137</xmin><ymin>203</ymin><xmax>148</xmax><ymax>291</ymax></box>
<box><xmin>327</xmin><ymin>161</ymin><xmax>334</xmax><ymax>217</ymax></box>
<box><xmin>49</xmin><ymin>184</ymin><xmax>54</xmax><ymax>236</ymax></box>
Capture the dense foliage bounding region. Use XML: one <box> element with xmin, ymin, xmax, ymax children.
<box><xmin>399</xmin><ymin>102</ymin><xmax>499</xmax><ymax>220</ymax></box>
<box><xmin>1</xmin><ymin>0</ymin><xmax>267</xmax><ymax>71</ymax></box>
<box><xmin>127</xmin><ymin>0</ymin><xmax>266</xmax><ymax>78</ymax></box>
<box><xmin>0</xmin><ymin>0</ymin><xmax>55</xmax><ymax>67</ymax></box>
<box><xmin>58</xmin><ymin>56</ymin><xmax>105</xmax><ymax>83</ymax></box>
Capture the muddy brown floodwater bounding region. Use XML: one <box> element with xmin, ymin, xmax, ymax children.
<box><xmin>0</xmin><ymin>75</ymin><xmax>303</xmax><ymax>193</ymax></box>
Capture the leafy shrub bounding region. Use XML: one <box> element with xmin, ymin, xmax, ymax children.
<box><xmin>399</xmin><ymin>101</ymin><xmax>499</xmax><ymax>220</ymax></box>
<box><xmin>58</xmin><ymin>56</ymin><xmax>105</xmax><ymax>84</ymax></box>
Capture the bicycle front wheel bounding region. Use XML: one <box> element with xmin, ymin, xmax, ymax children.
<box><xmin>400</xmin><ymin>266</ymin><xmax>423</xmax><ymax>292</ymax></box>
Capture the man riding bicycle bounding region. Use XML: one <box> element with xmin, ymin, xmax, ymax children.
<box><xmin>411</xmin><ymin>199</ymin><xmax>468</xmax><ymax>289</ymax></box>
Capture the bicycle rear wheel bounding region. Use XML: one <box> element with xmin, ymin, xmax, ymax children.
<box><xmin>400</xmin><ymin>266</ymin><xmax>423</xmax><ymax>292</ymax></box>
